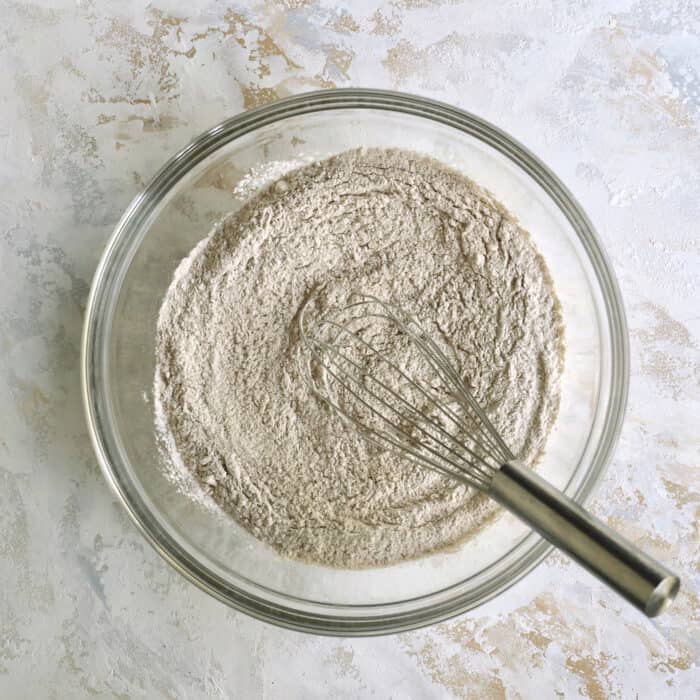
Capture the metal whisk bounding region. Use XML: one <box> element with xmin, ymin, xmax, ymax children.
<box><xmin>298</xmin><ymin>294</ymin><xmax>680</xmax><ymax>617</ymax></box>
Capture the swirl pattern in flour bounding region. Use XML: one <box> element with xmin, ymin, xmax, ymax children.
<box><xmin>154</xmin><ymin>148</ymin><xmax>565</xmax><ymax>567</ymax></box>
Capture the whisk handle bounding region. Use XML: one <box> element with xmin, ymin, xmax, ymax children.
<box><xmin>491</xmin><ymin>461</ymin><xmax>680</xmax><ymax>617</ymax></box>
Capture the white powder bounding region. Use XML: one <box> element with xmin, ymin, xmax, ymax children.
<box><xmin>154</xmin><ymin>148</ymin><xmax>564</xmax><ymax>568</ymax></box>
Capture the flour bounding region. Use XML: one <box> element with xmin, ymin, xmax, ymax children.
<box><xmin>154</xmin><ymin>148</ymin><xmax>565</xmax><ymax>568</ymax></box>
<box><xmin>232</xmin><ymin>157</ymin><xmax>315</xmax><ymax>201</ymax></box>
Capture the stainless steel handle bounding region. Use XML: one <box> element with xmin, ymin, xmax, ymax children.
<box><xmin>491</xmin><ymin>461</ymin><xmax>680</xmax><ymax>617</ymax></box>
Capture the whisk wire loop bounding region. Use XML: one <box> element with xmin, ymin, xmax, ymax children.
<box><xmin>298</xmin><ymin>294</ymin><xmax>509</xmax><ymax>489</ymax></box>
<box><xmin>310</xmin><ymin>326</ymin><xmax>495</xmax><ymax>488</ymax></box>
<box><xmin>353</xmin><ymin>297</ymin><xmax>512</xmax><ymax>463</ymax></box>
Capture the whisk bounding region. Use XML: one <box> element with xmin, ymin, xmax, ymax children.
<box><xmin>298</xmin><ymin>294</ymin><xmax>680</xmax><ymax>617</ymax></box>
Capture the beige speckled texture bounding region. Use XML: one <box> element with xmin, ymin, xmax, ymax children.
<box><xmin>0</xmin><ymin>1</ymin><xmax>698</xmax><ymax>697</ymax></box>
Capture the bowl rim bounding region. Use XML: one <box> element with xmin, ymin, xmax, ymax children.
<box><xmin>81</xmin><ymin>87</ymin><xmax>629</xmax><ymax>636</ymax></box>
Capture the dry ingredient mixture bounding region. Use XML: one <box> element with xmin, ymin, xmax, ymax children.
<box><xmin>155</xmin><ymin>148</ymin><xmax>565</xmax><ymax>568</ymax></box>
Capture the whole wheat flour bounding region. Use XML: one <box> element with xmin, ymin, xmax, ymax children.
<box><xmin>154</xmin><ymin>148</ymin><xmax>565</xmax><ymax>568</ymax></box>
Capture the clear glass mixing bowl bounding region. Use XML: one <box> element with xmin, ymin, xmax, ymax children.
<box><xmin>82</xmin><ymin>89</ymin><xmax>629</xmax><ymax>635</ymax></box>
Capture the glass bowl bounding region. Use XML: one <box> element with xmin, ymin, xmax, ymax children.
<box><xmin>81</xmin><ymin>89</ymin><xmax>629</xmax><ymax>635</ymax></box>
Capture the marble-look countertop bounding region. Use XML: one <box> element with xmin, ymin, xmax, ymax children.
<box><xmin>1</xmin><ymin>1</ymin><xmax>698</xmax><ymax>697</ymax></box>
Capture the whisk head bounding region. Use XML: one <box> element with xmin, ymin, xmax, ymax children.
<box><xmin>298</xmin><ymin>293</ymin><xmax>515</xmax><ymax>491</ymax></box>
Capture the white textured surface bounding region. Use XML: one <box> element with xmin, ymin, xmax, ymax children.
<box><xmin>1</xmin><ymin>1</ymin><xmax>698</xmax><ymax>697</ymax></box>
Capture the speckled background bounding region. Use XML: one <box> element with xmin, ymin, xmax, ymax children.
<box><xmin>1</xmin><ymin>1</ymin><xmax>698</xmax><ymax>697</ymax></box>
